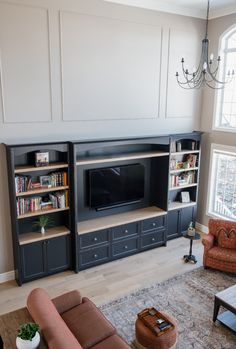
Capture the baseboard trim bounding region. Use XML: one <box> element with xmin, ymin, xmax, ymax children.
<box><xmin>196</xmin><ymin>222</ymin><xmax>208</xmax><ymax>234</ymax></box>
<box><xmin>0</xmin><ymin>270</ymin><xmax>15</xmax><ymax>284</ymax></box>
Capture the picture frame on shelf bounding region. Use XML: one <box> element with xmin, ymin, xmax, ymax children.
<box><xmin>40</xmin><ymin>175</ymin><xmax>52</xmax><ymax>188</ymax></box>
<box><xmin>181</xmin><ymin>191</ymin><xmax>190</xmax><ymax>203</ymax></box>
<box><xmin>35</xmin><ymin>152</ymin><xmax>49</xmax><ymax>167</ymax></box>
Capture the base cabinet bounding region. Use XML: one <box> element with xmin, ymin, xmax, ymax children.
<box><xmin>21</xmin><ymin>235</ymin><xmax>71</xmax><ymax>283</ymax></box>
<box><xmin>167</xmin><ymin>206</ymin><xmax>196</xmax><ymax>240</ymax></box>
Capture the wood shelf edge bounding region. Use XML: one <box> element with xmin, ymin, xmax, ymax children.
<box><xmin>19</xmin><ymin>226</ymin><xmax>70</xmax><ymax>245</ymax></box>
<box><xmin>77</xmin><ymin>206</ymin><xmax>167</xmax><ymax>235</ymax></box>
<box><xmin>17</xmin><ymin>207</ymin><xmax>69</xmax><ymax>219</ymax></box>
<box><xmin>168</xmin><ymin>202</ymin><xmax>197</xmax><ymax>211</ymax></box>
<box><xmin>16</xmin><ymin>186</ymin><xmax>69</xmax><ymax>197</ymax></box>
<box><xmin>169</xmin><ymin>183</ymin><xmax>198</xmax><ymax>191</ymax></box>
<box><xmin>15</xmin><ymin>162</ymin><xmax>68</xmax><ymax>174</ymax></box>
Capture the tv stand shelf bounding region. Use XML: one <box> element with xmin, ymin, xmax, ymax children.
<box><xmin>76</xmin><ymin>150</ymin><xmax>169</xmax><ymax>166</ymax></box>
<box><xmin>77</xmin><ymin>206</ymin><xmax>167</xmax><ymax>235</ymax></box>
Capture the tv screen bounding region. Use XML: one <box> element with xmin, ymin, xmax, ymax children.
<box><xmin>89</xmin><ymin>164</ymin><xmax>145</xmax><ymax>210</ymax></box>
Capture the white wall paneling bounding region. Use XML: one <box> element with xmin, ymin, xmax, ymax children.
<box><xmin>0</xmin><ymin>2</ymin><xmax>52</xmax><ymax>123</ymax></box>
<box><xmin>165</xmin><ymin>28</ymin><xmax>202</xmax><ymax>119</ymax></box>
<box><xmin>60</xmin><ymin>11</ymin><xmax>162</xmax><ymax>121</ymax></box>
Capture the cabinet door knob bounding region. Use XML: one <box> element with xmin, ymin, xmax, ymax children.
<box><xmin>124</xmin><ymin>229</ymin><xmax>128</xmax><ymax>234</ymax></box>
<box><xmin>93</xmin><ymin>237</ymin><xmax>98</xmax><ymax>242</ymax></box>
<box><xmin>93</xmin><ymin>254</ymin><xmax>98</xmax><ymax>259</ymax></box>
<box><xmin>152</xmin><ymin>222</ymin><xmax>156</xmax><ymax>227</ymax></box>
<box><xmin>151</xmin><ymin>237</ymin><xmax>155</xmax><ymax>242</ymax></box>
<box><xmin>124</xmin><ymin>245</ymin><xmax>128</xmax><ymax>250</ymax></box>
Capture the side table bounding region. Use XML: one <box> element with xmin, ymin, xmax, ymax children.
<box><xmin>182</xmin><ymin>232</ymin><xmax>201</xmax><ymax>264</ymax></box>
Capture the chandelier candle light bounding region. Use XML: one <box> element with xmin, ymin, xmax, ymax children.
<box><xmin>176</xmin><ymin>0</ymin><xmax>234</xmax><ymax>89</ymax></box>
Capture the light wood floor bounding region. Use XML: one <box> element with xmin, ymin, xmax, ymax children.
<box><xmin>0</xmin><ymin>237</ymin><xmax>204</xmax><ymax>315</ymax></box>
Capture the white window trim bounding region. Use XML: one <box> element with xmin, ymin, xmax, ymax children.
<box><xmin>206</xmin><ymin>143</ymin><xmax>236</xmax><ymax>220</ymax></box>
<box><xmin>212</xmin><ymin>24</ymin><xmax>236</xmax><ymax>133</ymax></box>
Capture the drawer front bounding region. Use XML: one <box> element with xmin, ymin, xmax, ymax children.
<box><xmin>112</xmin><ymin>237</ymin><xmax>138</xmax><ymax>257</ymax></box>
<box><xmin>141</xmin><ymin>231</ymin><xmax>165</xmax><ymax>249</ymax></box>
<box><xmin>112</xmin><ymin>222</ymin><xmax>138</xmax><ymax>240</ymax></box>
<box><xmin>80</xmin><ymin>245</ymin><xmax>109</xmax><ymax>267</ymax></box>
<box><xmin>79</xmin><ymin>229</ymin><xmax>109</xmax><ymax>249</ymax></box>
<box><xmin>141</xmin><ymin>216</ymin><xmax>166</xmax><ymax>234</ymax></box>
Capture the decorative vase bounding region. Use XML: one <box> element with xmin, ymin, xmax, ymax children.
<box><xmin>41</xmin><ymin>227</ymin><xmax>45</xmax><ymax>234</ymax></box>
<box><xmin>188</xmin><ymin>226</ymin><xmax>196</xmax><ymax>237</ymax></box>
<box><xmin>16</xmin><ymin>332</ymin><xmax>40</xmax><ymax>349</ymax></box>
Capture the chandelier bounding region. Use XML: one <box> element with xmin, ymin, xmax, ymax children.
<box><xmin>175</xmin><ymin>0</ymin><xmax>234</xmax><ymax>89</ymax></box>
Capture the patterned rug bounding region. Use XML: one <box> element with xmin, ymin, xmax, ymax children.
<box><xmin>99</xmin><ymin>268</ymin><xmax>236</xmax><ymax>349</ymax></box>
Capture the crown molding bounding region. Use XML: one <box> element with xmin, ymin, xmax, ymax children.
<box><xmin>104</xmin><ymin>0</ymin><xmax>236</xmax><ymax>19</ymax></box>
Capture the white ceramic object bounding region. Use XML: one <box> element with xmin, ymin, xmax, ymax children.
<box><xmin>41</xmin><ymin>227</ymin><xmax>45</xmax><ymax>234</ymax></box>
<box><xmin>16</xmin><ymin>331</ymin><xmax>40</xmax><ymax>349</ymax></box>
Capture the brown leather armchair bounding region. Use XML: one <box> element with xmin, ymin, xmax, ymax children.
<box><xmin>202</xmin><ymin>218</ymin><xmax>236</xmax><ymax>273</ymax></box>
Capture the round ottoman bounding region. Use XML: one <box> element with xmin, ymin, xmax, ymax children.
<box><xmin>135</xmin><ymin>312</ymin><xmax>177</xmax><ymax>349</ymax></box>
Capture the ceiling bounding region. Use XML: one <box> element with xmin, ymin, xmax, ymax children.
<box><xmin>104</xmin><ymin>0</ymin><xmax>236</xmax><ymax>19</ymax></box>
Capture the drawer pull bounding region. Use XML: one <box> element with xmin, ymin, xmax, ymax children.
<box><xmin>93</xmin><ymin>237</ymin><xmax>98</xmax><ymax>242</ymax></box>
<box><xmin>93</xmin><ymin>254</ymin><xmax>98</xmax><ymax>259</ymax></box>
<box><xmin>124</xmin><ymin>229</ymin><xmax>128</xmax><ymax>234</ymax></box>
<box><xmin>151</xmin><ymin>238</ymin><xmax>155</xmax><ymax>242</ymax></box>
<box><xmin>124</xmin><ymin>245</ymin><xmax>128</xmax><ymax>250</ymax></box>
<box><xmin>152</xmin><ymin>222</ymin><xmax>156</xmax><ymax>227</ymax></box>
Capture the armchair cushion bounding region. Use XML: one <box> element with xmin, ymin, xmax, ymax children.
<box><xmin>208</xmin><ymin>246</ymin><xmax>236</xmax><ymax>263</ymax></box>
<box><xmin>218</xmin><ymin>228</ymin><xmax>236</xmax><ymax>249</ymax></box>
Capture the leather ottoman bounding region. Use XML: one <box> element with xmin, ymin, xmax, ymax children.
<box><xmin>135</xmin><ymin>312</ymin><xmax>177</xmax><ymax>349</ymax></box>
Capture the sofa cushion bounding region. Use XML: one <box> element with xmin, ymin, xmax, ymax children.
<box><xmin>52</xmin><ymin>290</ymin><xmax>82</xmax><ymax>314</ymax></box>
<box><xmin>27</xmin><ymin>288</ymin><xmax>82</xmax><ymax>349</ymax></box>
<box><xmin>218</xmin><ymin>228</ymin><xmax>236</xmax><ymax>249</ymax></box>
<box><xmin>62</xmin><ymin>298</ymin><xmax>116</xmax><ymax>349</ymax></box>
<box><xmin>91</xmin><ymin>334</ymin><xmax>131</xmax><ymax>349</ymax></box>
<box><xmin>208</xmin><ymin>246</ymin><xmax>236</xmax><ymax>263</ymax></box>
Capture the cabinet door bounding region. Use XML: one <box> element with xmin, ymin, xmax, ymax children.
<box><xmin>180</xmin><ymin>207</ymin><xmax>195</xmax><ymax>233</ymax></box>
<box><xmin>21</xmin><ymin>242</ymin><xmax>45</xmax><ymax>281</ymax></box>
<box><xmin>167</xmin><ymin>210</ymin><xmax>180</xmax><ymax>240</ymax></box>
<box><xmin>46</xmin><ymin>235</ymin><xmax>71</xmax><ymax>273</ymax></box>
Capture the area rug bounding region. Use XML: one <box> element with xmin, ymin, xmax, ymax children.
<box><xmin>99</xmin><ymin>268</ymin><xmax>236</xmax><ymax>349</ymax></box>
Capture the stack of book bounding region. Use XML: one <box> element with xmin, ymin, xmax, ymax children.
<box><xmin>15</xmin><ymin>175</ymin><xmax>30</xmax><ymax>193</ymax></box>
<box><xmin>16</xmin><ymin>197</ymin><xmax>42</xmax><ymax>216</ymax></box>
<box><xmin>170</xmin><ymin>171</ymin><xmax>195</xmax><ymax>188</ymax></box>
<box><xmin>49</xmin><ymin>191</ymin><xmax>69</xmax><ymax>209</ymax></box>
<box><xmin>50</xmin><ymin>172</ymin><xmax>68</xmax><ymax>187</ymax></box>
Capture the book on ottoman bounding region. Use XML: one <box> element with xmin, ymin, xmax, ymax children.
<box><xmin>138</xmin><ymin>307</ymin><xmax>175</xmax><ymax>337</ymax></box>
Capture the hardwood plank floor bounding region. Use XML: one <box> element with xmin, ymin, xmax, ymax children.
<box><xmin>0</xmin><ymin>237</ymin><xmax>204</xmax><ymax>315</ymax></box>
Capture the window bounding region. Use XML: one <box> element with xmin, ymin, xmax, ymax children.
<box><xmin>207</xmin><ymin>144</ymin><xmax>236</xmax><ymax>220</ymax></box>
<box><xmin>214</xmin><ymin>26</ymin><xmax>236</xmax><ymax>131</ymax></box>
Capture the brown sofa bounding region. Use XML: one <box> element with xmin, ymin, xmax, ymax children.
<box><xmin>27</xmin><ymin>288</ymin><xmax>131</xmax><ymax>349</ymax></box>
<box><xmin>202</xmin><ymin>218</ymin><xmax>236</xmax><ymax>273</ymax></box>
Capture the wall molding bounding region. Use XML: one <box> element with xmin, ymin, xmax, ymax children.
<box><xmin>196</xmin><ymin>221</ymin><xmax>208</xmax><ymax>234</ymax></box>
<box><xmin>0</xmin><ymin>270</ymin><xmax>14</xmax><ymax>284</ymax></box>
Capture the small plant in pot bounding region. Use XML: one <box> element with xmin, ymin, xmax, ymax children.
<box><xmin>33</xmin><ymin>215</ymin><xmax>53</xmax><ymax>234</ymax></box>
<box><xmin>16</xmin><ymin>323</ymin><xmax>40</xmax><ymax>349</ymax></box>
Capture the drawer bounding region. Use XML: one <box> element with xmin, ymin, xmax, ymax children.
<box><xmin>80</xmin><ymin>245</ymin><xmax>109</xmax><ymax>267</ymax></box>
<box><xmin>112</xmin><ymin>237</ymin><xmax>138</xmax><ymax>257</ymax></box>
<box><xmin>79</xmin><ymin>229</ymin><xmax>109</xmax><ymax>249</ymax></box>
<box><xmin>141</xmin><ymin>231</ymin><xmax>165</xmax><ymax>249</ymax></box>
<box><xmin>141</xmin><ymin>216</ymin><xmax>166</xmax><ymax>234</ymax></box>
<box><xmin>112</xmin><ymin>222</ymin><xmax>138</xmax><ymax>241</ymax></box>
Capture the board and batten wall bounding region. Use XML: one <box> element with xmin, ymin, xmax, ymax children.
<box><xmin>198</xmin><ymin>13</ymin><xmax>236</xmax><ymax>227</ymax></box>
<box><xmin>0</xmin><ymin>0</ymin><xmax>204</xmax><ymax>277</ymax></box>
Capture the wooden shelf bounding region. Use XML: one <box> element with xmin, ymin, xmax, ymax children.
<box><xmin>19</xmin><ymin>226</ymin><xmax>70</xmax><ymax>245</ymax></box>
<box><xmin>77</xmin><ymin>206</ymin><xmax>167</xmax><ymax>235</ymax></box>
<box><xmin>171</xmin><ymin>150</ymin><xmax>200</xmax><ymax>156</ymax></box>
<box><xmin>76</xmin><ymin>151</ymin><xmax>169</xmax><ymax>166</ymax></box>
<box><xmin>170</xmin><ymin>167</ymin><xmax>198</xmax><ymax>174</ymax></box>
<box><xmin>168</xmin><ymin>201</ymin><xmax>197</xmax><ymax>211</ymax></box>
<box><xmin>16</xmin><ymin>186</ymin><xmax>69</xmax><ymax>197</ymax></box>
<box><xmin>15</xmin><ymin>162</ymin><xmax>68</xmax><ymax>174</ymax></box>
<box><xmin>17</xmin><ymin>207</ymin><xmax>69</xmax><ymax>219</ymax></box>
<box><xmin>169</xmin><ymin>183</ymin><xmax>197</xmax><ymax>191</ymax></box>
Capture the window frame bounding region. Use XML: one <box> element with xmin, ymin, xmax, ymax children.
<box><xmin>212</xmin><ymin>25</ymin><xmax>236</xmax><ymax>133</ymax></box>
<box><xmin>207</xmin><ymin>143</ymin><xmax>236</xmax><ymax>220</ymax></box>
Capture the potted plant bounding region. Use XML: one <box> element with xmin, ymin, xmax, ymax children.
<box><xmin>16</xmin><ymin>323</ymin><xmax>40</xmax><ymax>349</ymax></box>
<box><xmin>33</xmin><ymin>215</ymin><xmax>53</xmax><ymax>234</ymax></box>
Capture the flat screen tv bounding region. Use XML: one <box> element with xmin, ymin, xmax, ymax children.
<box><xmin>88</xmin><ymin>164</ymin><xmax>145</xmax><ymax>210</ymax></box>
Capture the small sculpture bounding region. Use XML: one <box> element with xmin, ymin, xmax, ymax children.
<box><xmin>187</xmin><ymin>221</ymin><xmax>196</xmax><ymax>237</ymax></box>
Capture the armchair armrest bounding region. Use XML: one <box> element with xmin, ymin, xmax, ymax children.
<box><xmin>52</xmin><ymin>290</ymin><xmax>82</xmax><ymax>314</ymax></box>
<box><xmin>202</xmin><ymin>233</ymin><xmax>214</xmax><ymax>251</ymax></box>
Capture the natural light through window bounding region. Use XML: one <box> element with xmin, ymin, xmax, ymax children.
<box><xmin>208</xmin><ymin>144</ymin><xmax>236</xmax><ymax>220</ymax></box>
<box><xmin>214</xmin><ymin>27</ymin><xmax>236</xmax><ymax>131</ymax></box>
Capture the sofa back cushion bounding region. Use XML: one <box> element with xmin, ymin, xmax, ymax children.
<box><xmin>218</xmin><ymin>228</ymin><xmax>236</xmax><ymax>249</ymax></box>
<box><xmin>27</xmin><ymin>288</ymin><xmax>82</xmax><ymax>349</ymax></box>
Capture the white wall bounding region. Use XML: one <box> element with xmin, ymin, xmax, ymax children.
<box><xmin>0</xmin><ymin>0</ymin><xmax>204</xmax><ymax>275</ymax></box>
<box><xmin>198</xmin><ymin>13</ymin><xmax>236</xmax><ymax>227</ymax></box>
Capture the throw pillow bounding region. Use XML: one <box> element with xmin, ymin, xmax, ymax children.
<box><xmin>218</xmin><ymin>228</ymin><xmax>236</xmax><ymax>249</ymax></box>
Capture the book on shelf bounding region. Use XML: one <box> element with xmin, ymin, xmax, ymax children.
<box><xmin>49</xmin><ymin>191</ymin><xmax>69</xmax><ymax>209</ymax></box>
<box><xmin>170</xmin><ymin>171</ymin><xmax>196</xmax><ymax>188</ymax></box>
